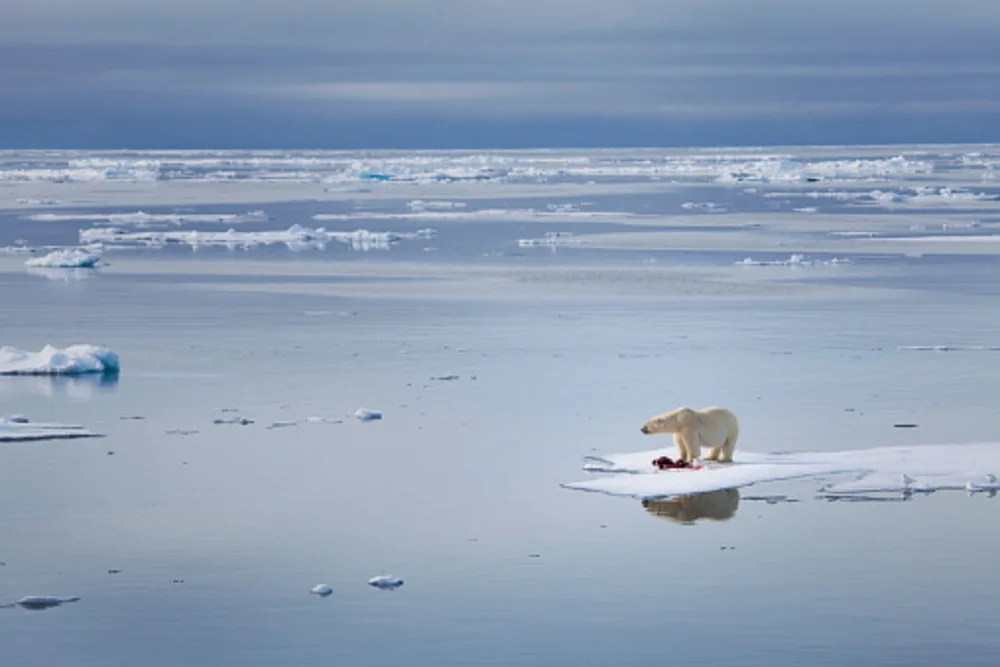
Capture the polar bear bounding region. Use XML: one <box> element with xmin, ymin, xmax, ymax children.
<box><xmin>640</xmin><ymin>406</ymin><xmax>740</xmax><ymax>463</ymax></box>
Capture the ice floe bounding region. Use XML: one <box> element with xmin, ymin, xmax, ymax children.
<box><xmin>27</xmin><ymin>210</ymin><xmax>269</xmax><ymax>225</ymax></box>
<box><xmin>1</xmin><ymin>596</ymin><xmax>81</xmax><ymax>610</ymax></box>
<box><xmin>0</xmin><ymin>416</ymin><xmax>103</xmax><ymax>442</ymax></box>
<box><xmin>24</xmin><ymin>247</ymin><xmax>102</xmax><ymax>269</ymax></box>
<box><xmin>368</xmin><ymin>575</ymin><xmax>403</xmax><ymax>589</ymax></box>
<box><xmin>898</xmin><ymin>345</ymin><xmax>1000</xmax><ymax>352</ymax></box>
<box><xmin>78</xmin><ymin>225</ymin><xmax>434</xmax><ymax>252</ymax></box>
<box><xmin>0</xmin><ymin>344</ymin><xmax>120</xmax><ymax>376</ymax></box>
<box><xmin>517</xmin><ymin>232</ymin><xmax>582</xmax><ymax>248</ymax></box>
<box><xmin>354</xmin><ymin>409</ymin><xmax>383</xmax><ymax>422</ymax></box>
<box><xmin>310</xmin><ymin>584</ymin><xmax>333</xmax><ymax>597</ymax></box>
<box><xmin>736</xmin><ymin>254</ymin><xmax>850</xmax><ymax>267</ymax></box>
<box><xmin>562</xmin><ymin>442</ymin><xmax>1000</xmax><ymax>500</ymax></box>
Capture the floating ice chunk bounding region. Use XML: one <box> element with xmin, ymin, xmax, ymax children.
<box><xmin>407</xmin><ymin>200</ymin><xmax>466</xmax><ymax>211</ymax></box>
<box><xmin>681</xmin><ymin>202</ymin><xmax>728</xmax><ymax>212</ymax></box>
<box><xmin>305</xmin><ymin>416</ymin><xmax>344</xmax><ymax>424</ymax></box>
<box><xmin>5</xmin><ymin>596</ymin><xmax>81</xmax><ymax>610</ymax></box>
<box><xmin>15</xmin><ymin>198</ymin><xmax>60</xmax><ymax>205</ymax></box>
<box><xmin>566</xmin><ymin>442</ymin><xmax>1000</xmax><ymax>500</ymax></box>
<box><xmin>24</xmin><ymin>247</ymin><xmax>102</xmax><ymax>269</ymax></box>
<box><xmin>0</xmin><ymin>415</ymin><xmax>30</xmax><ymax>423</ymax></box>
<box><xmin>899</xmin><ymin>345</ymin><xmax>1000</xmax><ymax>352</ymax></box>
<box><xmin>517</xmin><ymin>232</ymin><xmax>582</xmax><ymax>248</ymax></box>
<box><xmin>354</xmin><ymin>409</ymin><xmax>382</xmax><ymax>422</ymax></box>
<box><xmin>310</xmin><ymin>584</ymin><xmax>333</xmax><ymax>597</ymax></box>
<box><xmin>0</xmin><ymin>344</ymin><xmax>120</xmax><ymax>376</ymax></box>
<box><xmin>368</xmin><ymin>575</ymin><xmax>403</xmax><ymax>589</ymax></box>
<box><xmin>266</xmin><ymin>420</ymin><xmax>298</xmax><ymax>429</ymax></box>
<box><xmin>736</xmin><ymin>254</ymin><xmax>850</xmax><ymax>267</ymax></box>
<box><xmin>0</xmin><ymin>419</ymin><xmax>103</xmax><ymax>442</ymax></box>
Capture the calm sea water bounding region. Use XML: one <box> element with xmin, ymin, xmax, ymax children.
<box><xmin>3</xmin><ymin>148</ymin><xmax>1000</xmax><ymax>666</ymax></box>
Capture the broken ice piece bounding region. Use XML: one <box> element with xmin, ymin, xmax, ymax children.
<box><xmin>354</xmin><ymin>409</ymin><xmax>382</xmax><ymax>422</ymax></box>
<box><xmin>310</xmin><ymin>584</ymin><xmax>333</xmax><ymax>597</ymax></box>
<box><xmin>368</xmin><ymin>575</ymin><xmax>403</xmax><ymax>589</ymax></box>
<box><xmin>266</xmin><ymin>420</ymin><xmax>298</xmax><ymax>429</ymax></box>
<box><xmin>13</xmin><ymin>596</ymin><xmax>81</xmax><ymax>610</ymax></box>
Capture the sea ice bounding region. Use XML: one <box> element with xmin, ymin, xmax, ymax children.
<box><xmin>0</xmin><ymin>416</ymin><xmax>103</xmax><ymax>442</ymax></box>
<box><xmin>368</xmin><ymin>575</ymin><xmax>403</xmax><ymax>589</ymax></box>
<box><xmin>1</xmin><ymin>596</ymin><xmax>81</xmax><ymax>610</ymax></box>
<box><xmin>563</xmin><ymin>442</ymin><xmax>1000</xmax><ymax>500</ymax></box>
<box><xmin>310</xmin><ymin>584</ymin><xmax>333</xmax><ymax>597</ymax></box>
<box><xmin>78</xmin><ymin>225</ymin><xmax>433</xmax><ymax>252</ymax></box>
<box><xmin>24</xmin><ymin>247</ymin><xmax>102</xmax><ymax>269</ymax></box>
<box><xmin>736</xmin><ymin>254</ymin><xmax>850</xmax><ymax>267</ymax></box>
<box><xmin>354</xmin><ymin>409</ymin><xmax>382</xmax><ymax>422</ymax></box>
<box><xmin>0</xmin><ymin>344</ymin><xmax>120</xmax><ymax>376</ymax></box>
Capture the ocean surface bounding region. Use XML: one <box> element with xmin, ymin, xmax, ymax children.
<box><xmin>2</xmin><ymin>145</ymin><xmax>1000</xmax><ymax>666</ymax></box>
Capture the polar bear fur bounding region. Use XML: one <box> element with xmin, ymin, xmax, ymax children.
<box><xmin>640</xmin><ymin>406</ymin><xmax>740</xmax><ymax>463</ymax></box>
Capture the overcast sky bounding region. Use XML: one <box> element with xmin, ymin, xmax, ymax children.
<box><xmin>2</xmin><ymin>0</ymin><xmax>999</xmax><ymax>148</ymax></box>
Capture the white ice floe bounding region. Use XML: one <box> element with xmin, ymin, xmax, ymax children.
<box><xmin>24</xmin><ymin>247</ymin><xmax>102</xmax><ymax>269</ymax></box>
<box><xmin>368</xmin><ymin>575</ymin><xmax>403</xmax><ymax>589</ymax></box>
<box><xmin>407</xmin><ymin>200</ymin><xmax>467</xmax><ymax>211</ymax></box>
<box><xmin>0</xmin><ymin>344</ymin><xmax>120</xmax><ymax>375</ymax></box>
<box><xmin>354</xmin><ymin>409</ymin><xmax>382</xmax><ymax>422</ymax></box>
<box><xmin>27</xmin><ymin>210</ymin><xmax>269</xmax><ymax>225</ymax></box>
<box><xmin>562</xmin><ymin>442</ymin><xmax>1000</xmax><ymax>500</ymax></box>
<box><xmin>0</xmin><ymin>417</ymin><xmax>103</xmax><ymax>442</ymax></box>
<box><xmin>15</xmin><ymin>198</ymin><xmax>61</xmax><ymax>205</ymax></box>
<box><xmin>517</xmin><ymin>232</ymin><xmax>582</xmax><ymax>249</ymax></box>
<box><xmin>313</xmin><ymin>208</ymin><xmax>631</xmax><ymax>223</ymax></box>
<box><xmin>736</xmin><ymin>254</ymin><xmax>850</xmax><ymax>267</ymax></box>
<box><xmin>310</xmin><ymin>585</ymin><xmax>333</xmax><ymax>597</ymax></box>
<box><xmin>78</xmin><ymin>225</ymin><xmax>434</xmax><ymax>252</ymax></box>
<box><xmin>681</xmin><ymin>202</ymin><xmax>729</xmax><ymax>213</ymax></box>
<box><xmin>899</xmin><ymin>345</ymin><xmax>1000</xmax><ymax>352</ymax></box>
<box><xmin>765</xmin><ymin>186</ymin><xmax>998</xmax><ymax>208</ymax></box>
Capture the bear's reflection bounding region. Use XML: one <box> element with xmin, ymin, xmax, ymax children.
<box><xmin>641</xmin><ymin>488</ymin><xmax>740</xmax><ymax>525</ymax></box>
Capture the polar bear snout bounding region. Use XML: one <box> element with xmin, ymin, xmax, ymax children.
<box><xmin>640</xmin><ymin>424</ymin><xmax>650</xmax><ymax>434</ymax></box>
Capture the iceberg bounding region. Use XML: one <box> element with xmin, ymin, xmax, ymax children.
<box><xmin>562</xmin><ymin>442</ymin><xmax>1000</xmax><ymax>500</ymax></box>
<box><xmin>24</xmin><ymin>247</ymin><xmax>102</xmax><ymax>269</ymax></box>
<box><xmin>0</xmin><ymin>416</ymin><xmax>103</xmax><ymax>442</ymax></box>
<box><xmin>0</xmin><ymin>344</ymin><xmax>120</xmax><ymax>376</ymax></box>
<box><xmin>1</xmin><ymin>596</ymin><xmax>81</xmax><ymax>610</ymax></box>
<box><xmin>368</xmin><ymin>575</ymin><xmax>403</xmax><ymax>589</ymax></box>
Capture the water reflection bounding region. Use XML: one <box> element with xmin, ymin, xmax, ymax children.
<box><xmin>641</xmin><ymin>488</ymin><xmax>741</xmax><ymax>525</ymax></box>
<box><xmin>0</xmin><ymin>372</ymin><xmax>120</xmax><ymax>400</ymax></box>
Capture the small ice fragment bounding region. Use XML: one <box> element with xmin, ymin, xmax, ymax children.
<box><xmin>310</xmin><ymin>584</ymin><xmax>333</xmax><ymax>597</ymax></box>
<box><xmin>14</xmin><ymin>596</ymin><xmax>81</xmax><ymax>610</ymax></box>
<box><xmin>0</xmin><ymin>415</ymin><xmax>30</xmax><ymax>423</ymax></box>
<box><xmin>354</xmin><ymin>409</ymin><xmax>382</xmax><ymax>422</ymax></box>
<box><xmin>305</xmin><ymin>416</ymin><xmax>344</xmax><ymax>424</ymax></box>
<box><xmin>266</xmin><ymin>420</ymin><xmax>298</xmax><ymax>429</ymax></box>
<box><xmin>431</xmin><ymin>375</ymin><xmax>460</xmax><ymax>381</ymax></box>
<box><xmin>214</xmin><ymin>416</ymin><xmax>254</xmax><ymax>425</ymax></box>
<box><xmin>368</xmin><ymin>575</ymin><xmax>403</xmax><ymax>589</ymax></box>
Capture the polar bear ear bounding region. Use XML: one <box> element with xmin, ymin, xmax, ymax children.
<box><xmin>675</xmin><ymin>407</ymin><xmax>695</xmax><ymax>425</ymax></box>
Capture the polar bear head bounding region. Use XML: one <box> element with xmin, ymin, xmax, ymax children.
<box><xmin>640</xmin><ymin>406</ymin><xmax>695</xmax><ymax>435</ymax></box>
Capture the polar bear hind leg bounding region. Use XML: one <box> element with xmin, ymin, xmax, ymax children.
<box><xmin>706</xmin><ymin>447</ymin><xmax>721</xmax><ymax>461</ymax></box>
<box><xmin>719</xmin><ymin>435</ymin><xmax>738</xmax><ymax>463</ymax></box>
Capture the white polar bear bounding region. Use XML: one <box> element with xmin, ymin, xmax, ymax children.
<box><xmin>640</xmin><ymin>406</ymin><xmax>740</xmax><ymax>463</ymax></box>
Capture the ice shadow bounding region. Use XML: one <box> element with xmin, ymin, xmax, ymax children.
<box><xmin>641</xmin><ymin>488</ymin><xmax>741</xmax><ymax>526</ymax></box>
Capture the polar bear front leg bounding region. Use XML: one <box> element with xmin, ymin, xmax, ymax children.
<box><xmin>678</xmin><ymin>431</ymin><xmax>701</xmax><ymax>462</ymax></box>
<box><xmin>706</xmin><ymin>447</ymin><xmax>721</xmax><ymax>461</ymax></box>
<box><xmin>673</xmin><ymin>433</ymin><xmax>691</xmax><ymax>462</ymax></box>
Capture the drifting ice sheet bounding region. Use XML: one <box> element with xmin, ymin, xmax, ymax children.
<box><xmin>0</xmin><ymin>344</ymin><xmax>120</xmax><ymax>375</ymax></box>
<box><xmin>563</xmin><ymin>442</ymin><xmax>1000</xmax><ymax>499</ymax></box>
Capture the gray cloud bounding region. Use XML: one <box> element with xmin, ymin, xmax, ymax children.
<box><xmin>1</xmin><ymin>1</ymin><xmax>999</xmax><ymax>147</ymax></box>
